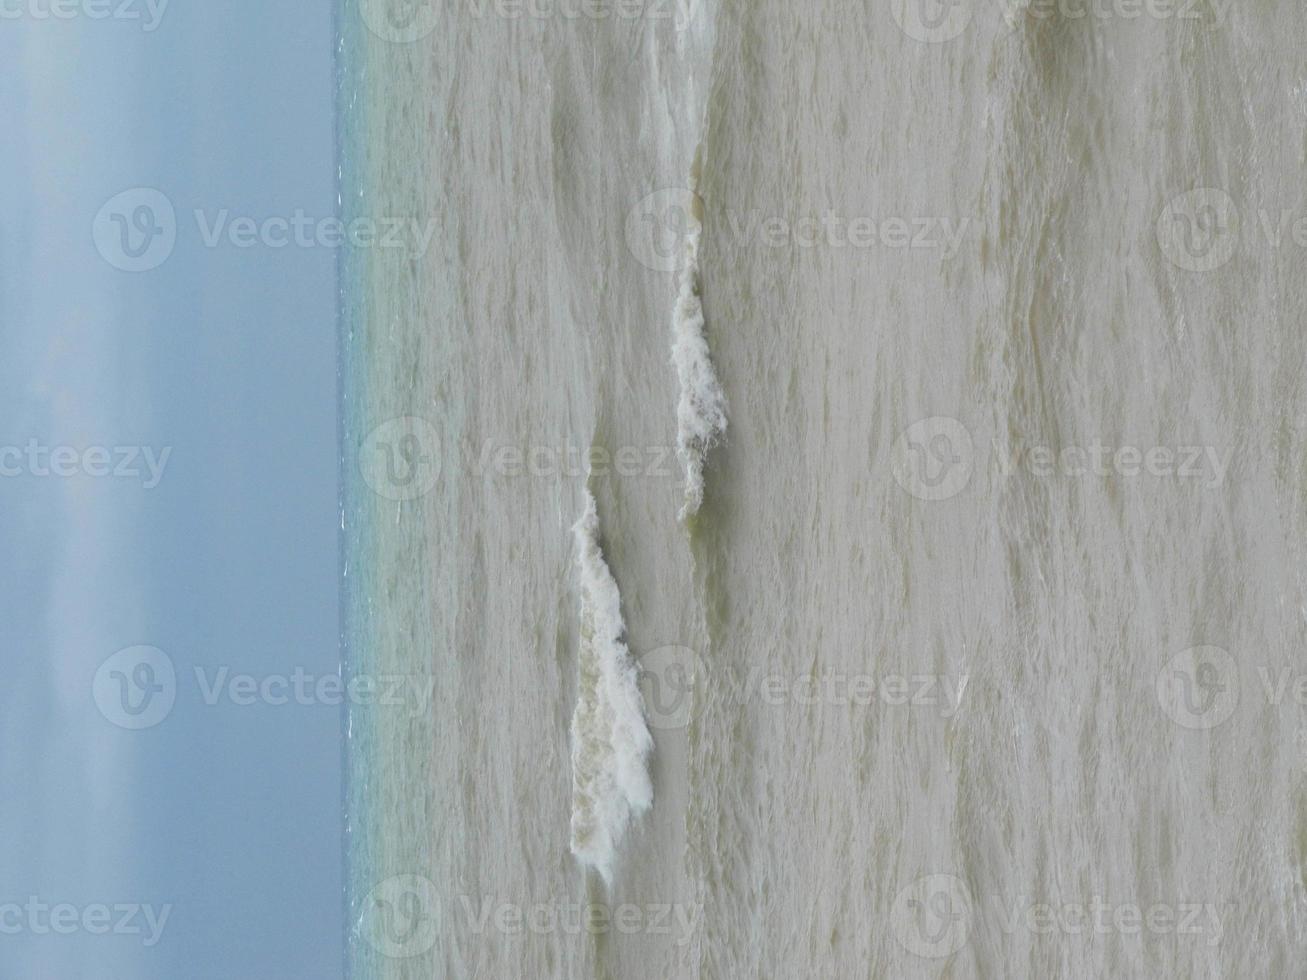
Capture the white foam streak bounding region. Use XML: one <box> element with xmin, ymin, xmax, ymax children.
<box><xmin>569</xmin><ymin>491</ymin><xmax>653</xmax><ymax>884</ymax></box>
<box><xmin>672</xmin><ymin>214</ymin><xmax>728</xmax><ymax>520</ymax></box>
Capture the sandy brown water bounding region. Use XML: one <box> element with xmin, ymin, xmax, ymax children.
<box><xmin>343</xmin><ymin>1</ymin><xmax>1307</xmax><ymax>976</ymax></box>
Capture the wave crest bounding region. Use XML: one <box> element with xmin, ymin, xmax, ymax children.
<box><xmin>671</xmin><ymin>201</ymin><xmax>728</xmax><ymax>521</ymax></box>
<box><xmin>569</xmin><ymin>490</ymin><xmax>653</xmax><ymax>884</ymax></box>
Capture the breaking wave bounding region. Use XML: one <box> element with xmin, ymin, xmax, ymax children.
<box><xmin>568</xmin><ymin>490</ymin><xmax>654</xmax><ymax>885</ymax></box>
<box><xmin>671</xmin><ymin>189</ymin><xmax>728</xmax><ymax>521</ymax></box>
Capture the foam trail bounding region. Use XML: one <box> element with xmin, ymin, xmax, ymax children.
<box><xmin>569</xmin><ymin>490</ymin><xmax>653</xmax><ymax>884</ymax></box>
<box><xmin>671</xmin><ymin>188</ymin><xmax>728</xmax><ymax>521</ymax></box>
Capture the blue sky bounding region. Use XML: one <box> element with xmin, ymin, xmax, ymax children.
<box><xmin>0</xmin><ymin>3</ymin><xmax>341</xmax><ymax>977</ymax></box>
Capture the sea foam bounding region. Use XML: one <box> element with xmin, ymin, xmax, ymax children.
<box><xmin>671</xmin><ymin>194</ymin><xmax>728</xmax><ymax>521</ymax></box>
<box><xmin>569</xmin><ymin>490</ymin><xmax>653</xmax><ymax>884</ymax></box>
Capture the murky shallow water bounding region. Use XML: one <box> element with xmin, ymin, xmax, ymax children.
<box><xmin>342</xmin><ymin>1</ymin><xmax>1307</xmax><ymax>975</ymax></box>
